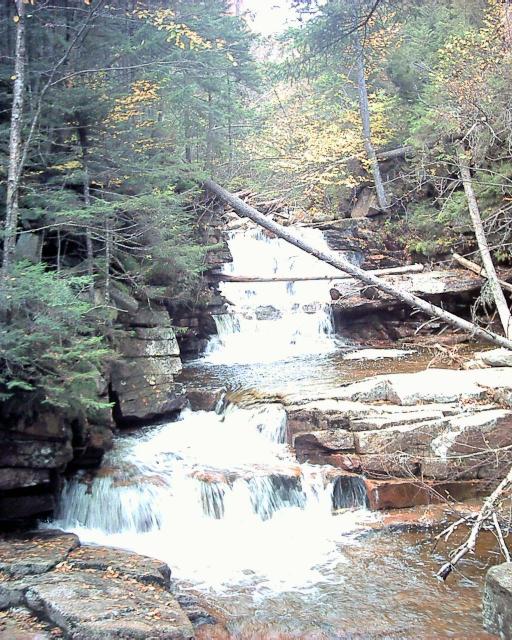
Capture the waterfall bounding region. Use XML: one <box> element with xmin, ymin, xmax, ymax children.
<box><xmin>53</xmin><ymin>224</ymin><xmax>372</xmax><ymax>595</ymax></box>
<box><xmin>204</xmin><ymin>227</ymin><xmax>355</xmax><ymax>364</ymax></box>
<box><xmin>54</xmin><ymin>401</ymin><xmax>370</xmax><ymax>591</ymax></box>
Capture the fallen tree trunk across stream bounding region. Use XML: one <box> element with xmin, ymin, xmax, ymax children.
<box><xmin>204</xmin><ymin>179</ymin><xmax>512</xmax><ymax>350</ymax></box>
<box><xmin>210</xmin><ymin>264</ymin><xmax>425</xmax><ymax>283</ymax></box>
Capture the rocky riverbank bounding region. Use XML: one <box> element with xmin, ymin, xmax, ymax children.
<box><xmin>284</xmin><ymin>357</ymin><xmax>512</xmax><ymax>510</ymax></box>
<box><xmin>0</xmin><ymin>529</ymin><xmax>217</xmax><ymax>639</ymax></box>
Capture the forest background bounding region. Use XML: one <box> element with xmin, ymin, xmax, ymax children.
<box><xmin>1</xmin><ymin>0</ymin><xmax>512</xmax><ymax>420</ymax></box>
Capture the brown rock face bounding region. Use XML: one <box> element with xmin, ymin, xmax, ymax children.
<box><xmin>110</xmin><ymin>302</ymin><xmax>186</xmax><ymax>424</ymax></box>
<box><xmin>364</xmin><ymin>479</ymin><xmax>490</xmax><ymax>510</ymax></box>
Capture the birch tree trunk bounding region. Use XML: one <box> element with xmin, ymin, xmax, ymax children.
<box><xmin>458</xmin><ymin>145</ymin><xmax>512</xmax><ymax>339</ymax></box>
<box><xmin>2</xmin><ymin>0</ymin><xmax>26</xmax><ymax>272</ymax></box>
<box><xmin>354</xmin><ymin>26</ymin><xmax>388</xmax><ymax>210</ymax></box>
<box><xmin>204</xmin><ymin>179</ymin><xmax>512</xmax><ymax>350</ymax></box>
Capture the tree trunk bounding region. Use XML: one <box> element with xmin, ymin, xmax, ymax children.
<box><xmin>211</xmin><ymin>264</ymin><xmax>424</xmax><ymax>283</ymax></box>
<box><xmin>77</xmin><ymin>122</ymin><xmax>95</xmax><ymax>301</ymax></box>
<box><xmin>354</xmin><ymin>28</ymin><xmax>388</xmax><ymax>211</ymax></box>
<box><xmin>204</xmin><ymin>179</ymin><xmax>512</xmax><ymax>350</ymax></box>
<box><xmin>458</xmin><ymin>145</ymin><xmax>512</xmax><ymax>339</ymax></box>
<box><xmin>104</xmin><ymin>214</ymin><xmax>112</xmax><ymax>306</ymax></box>
<box><xmin>2</xmin><ymin>0</ymin><xmax>26</xmax><ymax>272</ymax></box>
<box><xmin>453</xmin><ymin>253</ymin><xmax>512</xmax><ymax>294</ymax></box>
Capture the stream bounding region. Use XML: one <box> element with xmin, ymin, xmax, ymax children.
<box><xmin>53</xmin><ymin>227</ymin><xmax>500</xmax><ymax>639</ymax></box>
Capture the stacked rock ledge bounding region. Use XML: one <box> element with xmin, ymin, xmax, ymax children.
<box><xmin>0</xmin><ymin>530</ymin><xmax>202</xmax><ymax>640</ymax></box>
<box><xmin>285</xmin><ymin>367</ymin><xmax>512</xmax><ymax>510</ymax></box>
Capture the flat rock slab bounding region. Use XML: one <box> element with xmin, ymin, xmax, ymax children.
<box><xmin>25</xmin><ymin>571</ymin><xmax>194</xmax><ymax>640</ymax></box>
<box><xmin>67</xmin><ymin>545</ymin><xmax>171</xmax><ymax>588</ymax></box>
<box><xmin>292</xmin><ymin>368</ymin><xmax>512</xmax><ymax>406</ymax></box>
<box><xmin>0</xmin><ymin>531</ymin><xmax>79</xmax><ymax>578</ymax></box>
<box><xmin>483</xmin><ymin>563</ymin><xmax>512</xmax><ymax>639</ymax></box>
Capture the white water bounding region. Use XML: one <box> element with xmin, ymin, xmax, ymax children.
<box><xmin>54</xmin><ymin>404</ymin><xmax>370</xmax><ymax>592</ymax></box>
<box><xmin>53</xmin><ymin>225</ymin><xmax>372</xmax><ymax>597</ymax></box>
<box><xmin>204</xmin><ymin>227</ymin><xmax>351</xmax><ymax>364</ymax></box>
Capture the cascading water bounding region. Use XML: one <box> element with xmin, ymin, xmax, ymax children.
<box><xmin>204</xmin><ymin>227</ymin><xmax>356</xmax><ymax>364</ymax></box>
<box><xmin>53</xmin><ymin>224</ymin><xmax>370</xmax><ymax>618</ymax></box>
<box><xmin>54</xmin><ymin>401</ymin><xmax>370</xmax><ymax>592</ymax></box>
<box><xmin>51</xmin><ymin>226</ymin><xmax>501</xmax><ymax>638</ymax></box>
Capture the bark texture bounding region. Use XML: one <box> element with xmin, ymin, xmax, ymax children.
<box><xmin>458</xmin><ymin>146</ymin><xmax>512</xmax><ymax>338</ymax></box>
<box><xmin>2</xmin><ymin>0</ymin><xmax>26</xmax><ymax>271</ymax></box>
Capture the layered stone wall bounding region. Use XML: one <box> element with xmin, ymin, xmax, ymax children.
<box><xmin>286</xmin><ymin>364</ymin><xmax>512</xmax><ymax>509</ymax></box>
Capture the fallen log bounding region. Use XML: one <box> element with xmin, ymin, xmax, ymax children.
<box><xmin>204</xmin><ymin>179</ymin><xmax>512</xmax><ymax>350</ymax></box>
<box><xmin>329</xmin><ymin>268</ymin><xmax>503</xmax><ymax>314</ymax></box>
<box><xmin>210</xmin><ymin>263</ymin><xmax>425</xmax><ymax>283</ymax></box>
<box><xmin>436</xmin><ymin>465</ymin><xmax>512</xmax><ymax>580</ymax></box>
<box><xmin>453</xmin><ymin>253</ymin><xmax>512</xmax><ymax>294</ymax></box>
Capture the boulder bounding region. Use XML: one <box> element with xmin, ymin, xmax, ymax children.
<box><xmin>110</xmin><ymin>357</ymin><xmax>186</xmax><ymax>424</ymax></box>
<box><xmin>483</xmin><ymin>563</ymin><xmax>512</xmax><ymax>639</ymax></box>
<box><xmin>0</xmin><ymin>469</ymin><xmax>50</xmax><ymax>491</ymax></box>
<box><xmin>187</xmin><ymin>387</ymin><xmax>225</xmax><ymax>412</ymax></box>
<box><xmin>294</xmin><ymin>430</ymin><xmax>355</xmax><ymax>465</ymax></box>
<box><xmin>360</xmin><ymin>454</ymin><xmax>421</xmax><ymax>479</ymax></box>
<box><xmin>25</xmin><ymin>572</ymin><xmax>194</xmax><ymax>640</ymax></box>
<box><xmin>66</xmin><ymin>546</ymin><xmax>171</xmax><ymax>588</ymax></box>
<box><xmin>115</xmin><ymin>327</ymin><xmax>180</xmax><ymax>359</ymax></box>
<box><xmin>118</xmin><ymin>307</ymin><xmax>170</xmax><ymax>328</ymax></box>
<box><xmin>255</xmin><ymin>305</ymin><xmax>282</xmax><ymax>321</ymax></box>
<box><xmin>355</xmin><ymin>419</ymin><xmax>449</xmax><ymax>455</ymax></box>
<box><xmin>431</xmin><ymin>410</ymin><xmax>512</xmax><ymax>459</ymax></box>
<box><xmin>331</xmin><ymin>268</ymin><xmax>501</xmax><ymax>317</ymax></box>
<box><xmin>479</xmin><ymin>348</ymin><xmax>512</xmax><ymax>368</ymax></box>
<box><xmin>0</xmin><ymin>531</ymin><xmax>79</xmax><ymax>578</ymax></box>
<box><xmin>0</xmin><ymin>440</ymin><xmax>73</xmax><ymax>469</ymax></box>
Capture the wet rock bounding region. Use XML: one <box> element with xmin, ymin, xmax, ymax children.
<box><xmin>0</xmin><ymin>470</ymin><xmax>50</xmax><ymax>491</ymax></box>
<box><xmin>66</xmin><ymin>546</ymin><xmax>171</xmax><ymax>588</ymax></box>
<box><xmin>483</xmin><ymin>563</ymin><xmax>512</xmax><ymax>639</ymax></box>
<box><xmin>364</xmin><ymin>478</ymin><xmax>490</xmax><ymax>510</ymax></box>
<box><xmin>111</xmin><ymin>357</ymin><xmax>186</xmax><ymax>424</ymax></box>
<box><xmin>0</xmin><ymin>440</ymin><xmax>73</xmax><ymax>469</ymax></box>
<box><xmin>25</xmin><ymin>571</ymin><xmax>194</xmax><ymax>640</ymax></box>
<box><xmin>0</xmin><ymin>531</ymin><xmax>79</xmax><ymax>578</ymax></box>
<box><xmin>4</xmin><ymin>413</ymin><xmax>70</xmax><ymax>441</ymax></box>
<box><xmin>255</xmin><ymin>305</ymin><xmax>282</xmax><ymax>321</ymax></box>
<box><xmin>0</xmin><ymin>495</ymin><xmax>55</xmax><ymax>522</ymax></box>
<box><xmin>294</xmin><ymin>430</ymin><xmax>355</xmax><ymax>465</ymax></box>
<box><xmin>71</xmin><ymin>423</ymin><xmax>114</xmax><ymax>469</ymax></box>
<box><xmin>187</xmin><ymin>387</ymin><xmax>225</xmax><ymax>412</ymax></box>
<box><xmin>173</xmin><ymin>593</ymin><xmax>217</xmax><ymax>627</ymax></box>
<box><xmin>355</xmin><ymin>419</ymin><xmax>449</xmax><ymax>455</ymax></box>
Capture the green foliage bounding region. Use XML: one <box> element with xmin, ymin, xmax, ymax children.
<box><xmin>0</xmin><ymin>263</ymin><xmax>111</xmax><ymax>416</ymax></box>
